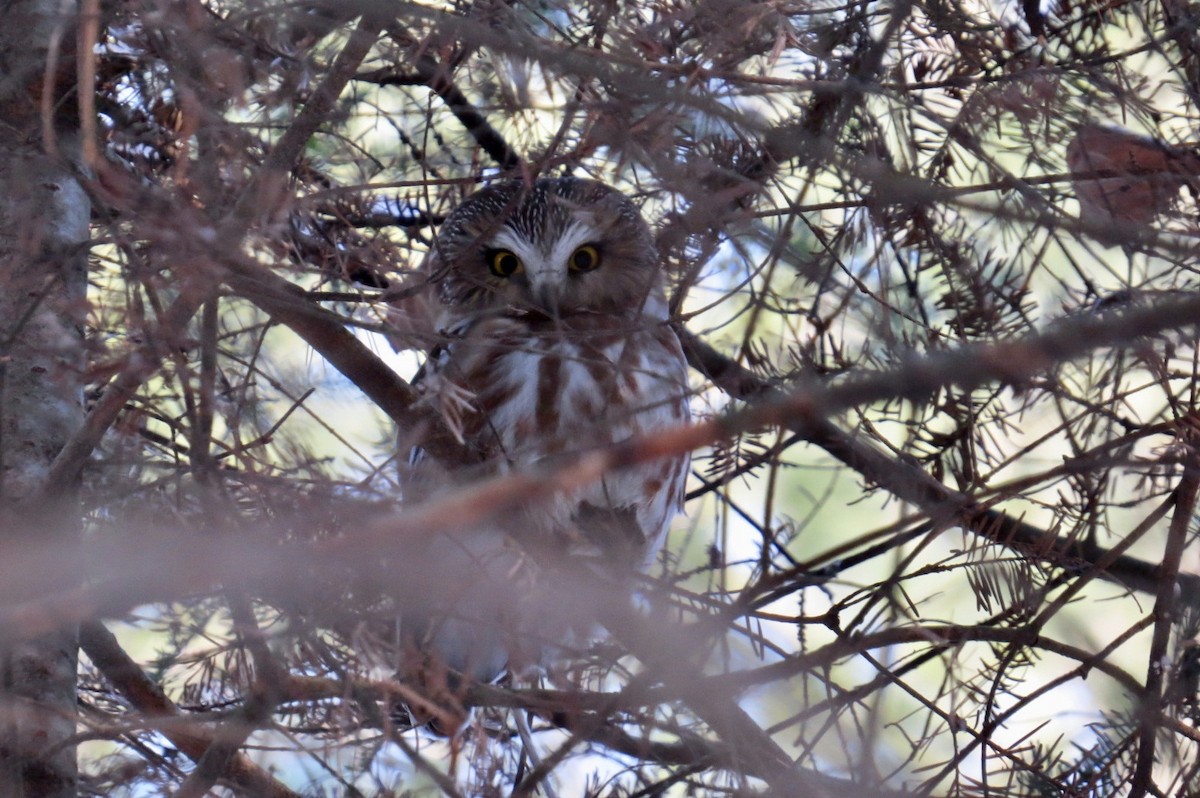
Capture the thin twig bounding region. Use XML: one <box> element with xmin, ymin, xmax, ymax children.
<box><xmin>79</xmin><ymin>620</ymin><xmax>302</xmax><ymax>798</ymax></box>
<box><xmin>1130</xmin><ymin>443</ymin><xmax>1200</xmax><ymax>797</ymax></box>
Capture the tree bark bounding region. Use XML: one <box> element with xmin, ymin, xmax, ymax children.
<box><xmin>0</xmin><ymin>1</ymin><xmax>89</xmax><ymax>795</ymax></box>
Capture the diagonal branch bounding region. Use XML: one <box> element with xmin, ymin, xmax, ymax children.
<box><xmin>45</xmin><ymin>14</ymin><xmax>398</xmax><ymax>497</ymax></box>
<box><xmin>678</xmin><ymin>324</ymin><xmax>1200</xmax><ymax>602</ymax></box>
<box><xmin>358</xmin><ymin>50</ymin><xmax>523</xmax><ymax>172</ymax></box>
<box><xmin>1130</xmin><ymin>443</ymin><xmax>1200</xmax><ymax>797</ymax></box>
<box><xmin>225</xmin><ymin>16</ymin><xmax>385</xmax><ymax>226</ymax></box>
<box><xmin>79</xmin><ymin>620</ymin><xmax>302</xmax><ymax>798</ymax></box>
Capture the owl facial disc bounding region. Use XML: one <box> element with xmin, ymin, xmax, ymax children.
<box><xmin>490</xmin><ymin>219</ymin><xmax>599</xmax><ymax>314</ymax></box>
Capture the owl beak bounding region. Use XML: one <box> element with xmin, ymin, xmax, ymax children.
<box><xmin>527</xmin><ymin>264</ymin><xmax>564</xmax><ymax>316</ymax></box>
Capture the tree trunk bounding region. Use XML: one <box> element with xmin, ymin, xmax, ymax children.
<box><xmin>0</xmin><ymin>1</ymin><xmax>89</xmax><ymax>795</ymax></box>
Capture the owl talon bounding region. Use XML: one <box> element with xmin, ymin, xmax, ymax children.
<box><xmin>417</xmin><ymin>372</ymin><xmax>476</xmax><ymax>444</ymax></box>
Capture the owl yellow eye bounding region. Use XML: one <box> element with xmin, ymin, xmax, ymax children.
<box><xmin>569</xmin><ymin>244</ymin><xmax>601</xmax><ymax>273</ymax></box>
<box><xmin>488</xmin><ymin>249</ymin><xmax>523</xmax><ymax>277</ymax></box>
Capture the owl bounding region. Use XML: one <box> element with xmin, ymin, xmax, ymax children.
<box><xmin>392</xmin><ymin>177</ymin><xmax>690</xmax><ymax>691</ymax></box>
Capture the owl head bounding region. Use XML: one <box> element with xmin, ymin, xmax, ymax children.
<box><xmin>421</xmin><ymin>178</ymin><xmax>664</xmax><ymax>329</ymax></box>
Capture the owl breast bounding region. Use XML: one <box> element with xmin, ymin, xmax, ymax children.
<box><xmin>423</xmin><ymin>310</ymin><xmax>690</xmax><ymax>568</ymax></box>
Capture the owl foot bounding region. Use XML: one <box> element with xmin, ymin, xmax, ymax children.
<box><xmin>416</xmin><ymin>372</ymin><xmax>476</xmax><ymax>444</ymax></box>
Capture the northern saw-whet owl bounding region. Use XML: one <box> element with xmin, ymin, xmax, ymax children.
<box><xmin>393</xmin><ymin>177</ymin><xmax>690</xmax><ymax>698</ymax></box>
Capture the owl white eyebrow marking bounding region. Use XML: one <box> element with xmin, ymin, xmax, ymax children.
<box><xmin>488</xmin><ymin>229</ymin><xmax>544</xmax><ymax>276</ymax></box>
<box><xmin>547</xmin><ymin>220</ymin><xmax>599</xmax><ymax>265</ymax></box>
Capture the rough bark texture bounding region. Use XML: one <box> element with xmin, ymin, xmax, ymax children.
<box><xmin>0</xmin><ymin>1</ymin><xmax>88</xmax><ymax>795</ymax></box>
